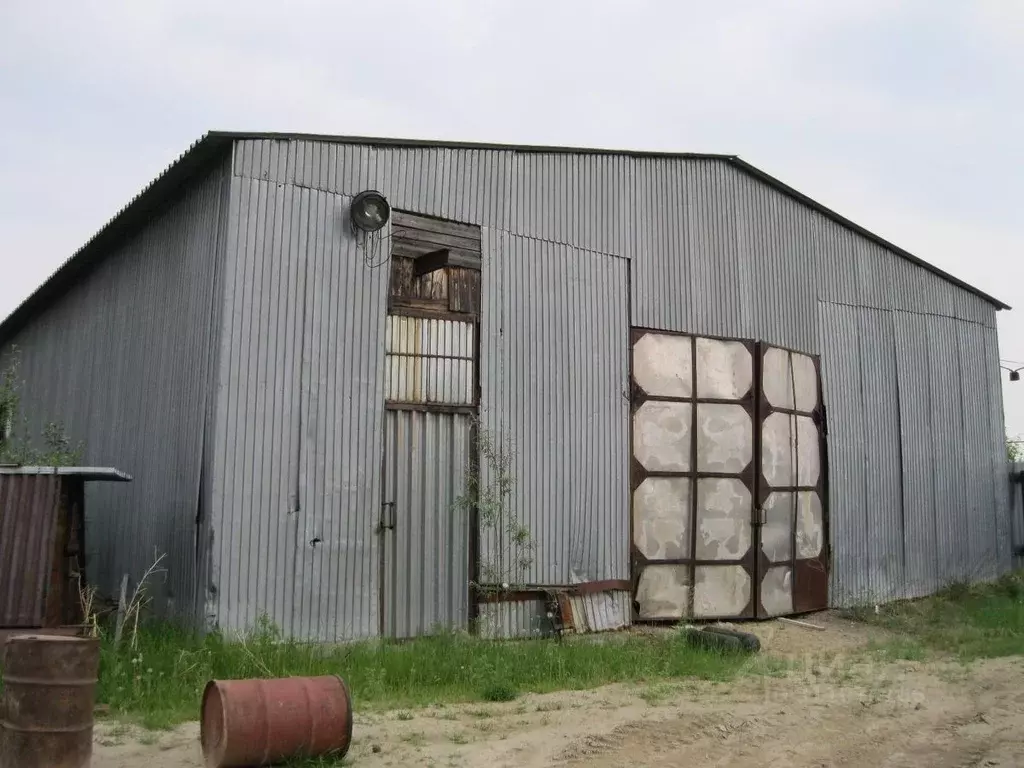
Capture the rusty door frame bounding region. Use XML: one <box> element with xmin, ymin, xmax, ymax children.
<box><xmin>753</xmin><ymin>342</ymin><xmax>830</xmax><ymax>616</ymax></box>
<box><xmin>629</xmin><ymin>330</ymin><xmax>831</xmax><ymax>621</ymax></box>
<box><xmin>629</xmin><ymin>328</ymin><xmax>760</xmax><ymax>620</ymax></box>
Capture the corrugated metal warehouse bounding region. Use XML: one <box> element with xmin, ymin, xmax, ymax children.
<box><xmin>0</xmin><ymin>132</ymin><xmax>1012</xmax><ymax>641</ymax></box>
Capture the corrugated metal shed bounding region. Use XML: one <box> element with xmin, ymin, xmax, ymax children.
<box><xmin>0</xmin><ymin>131</ymin><xmax>1012</xmax><ymax>640</ymax></box>
<box><xmin>0</xmin><ymin>467</ymin><xmax>131</xmax><ymax>629</ymax></box>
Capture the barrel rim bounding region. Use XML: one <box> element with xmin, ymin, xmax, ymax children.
<box><xmin>200</xmin><ymin>680</ymin><xmax>228</xmax><ymax>768</ymax></box>
<box><xmin>334</xmin><ymin>674</ymin><xmax>354</xmax><ymax>756</ymax></box>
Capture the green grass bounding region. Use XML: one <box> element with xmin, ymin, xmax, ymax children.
<box><xmin>846</xmin><ymin>570</ymin><xmax>1024</xmax><ymax>661</ymax></box>
<box><xmin>89</xmin><ymin>617</ymin><xmax>756</xmax><ymax>730</ymax></box>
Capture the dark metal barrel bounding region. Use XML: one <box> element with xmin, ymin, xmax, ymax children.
<box><xmin>0</xmin><ymin>634</ymin><xmax>100</xmax><ymax>768</ymax></box>
<box><xmin>201</xmin><ymin>675</ymin><xmax>353</xmax><ymax>767</ymax></box>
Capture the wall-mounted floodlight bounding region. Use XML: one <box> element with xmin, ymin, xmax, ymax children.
<box><xmin>1000</xmin><ymin>364</ymin><xmax>1022</xmax><ymax>382</ymax></box>
<box><xmin>350</xmin><ymin>190</ymin><xmax>391</xmax><ymax>233</ymax></box>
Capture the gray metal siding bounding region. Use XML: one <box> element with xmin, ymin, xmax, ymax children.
<box><xmin>891</xmin><ymin>312</ymin><xmax>940</xmax><ymax>598</ymax></box>
<box><xmin>958</xmin><ymin>323</ymin><xmax>1000</xmax><ymax>582</ymax></box>
<box><xmin>859</xmin><ymin>309</ymin><xmax>905</xmax><ymax>600</ymax></box>
<box><xmin>209</xmin><ymin>175</ymin><xmax>388</xmax><ymax>639</ymax></box>
<box><xmin>631</xmin><ymin>160</ymin><xmax>817</xmax><ymax>352</ymax></box>
<box><xmin>217</xmin><ymin>137</ymin><xmax>1007</xmax><ymax>627</ymax></box>
<box><xmin>382</xmin><ymin>409</ymin><xmax>471</xmax><ymax>638</ymax></box>
<box><xmin>237</xmin><ymin>139</ymin><xmax>637</xmax><ymax>256</ymax></box>
<box><xmin>479</xmin><ymin>230</ymin><xmax>630</xmax><ymax>586</ymax></box>
<box><xmin>818</xmin><ymin>301</ymin><xmax>869</xmax><ymax>604</ymax></box>
<box><xmin>823</xmin><ymin>302</ymin><xmax>1009</xmax><ymax>605</ymax></box>
<box><xmin>477</xmin><ymin>599</ymin><xmax>550</xmax><ymax>639</ymax></box>
<box><xmin>0</xmin><ymin>158</ymin><xmax>231</xmax><ymax>621</ymax></box>
<box><xmin>929</xmin><ymin>315</ymin><xmax>971</xmax><ymax>584</ymax></box>
<box><xmin>238</xmin><ymin>139</ymin><xmax>516</xmax><ymax>232</ymax></box>
<box><xmin>819</xmin><ymin>302</ymin><xmax>905</xmax><ymax>604</ymax></box>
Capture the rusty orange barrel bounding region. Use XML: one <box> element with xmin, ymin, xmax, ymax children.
<box><xmin>200</xmin><ymin>675</ymin><xmax>353</xmax><ymax>767</ymax></box>
<box><xmin>0</xmin><ymin>634</ymin><xmax>100</xmax><ymax>768</ymax></box>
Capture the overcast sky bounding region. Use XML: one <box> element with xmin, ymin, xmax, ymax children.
<box><xmin>1</xmin><ymin>0</ymin><xmax>1022</xmax><ymax>434</ymax></box>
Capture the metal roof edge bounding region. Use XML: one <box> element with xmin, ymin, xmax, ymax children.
<box><xmin>0</xmin><ymin>466</ymin><xmax>133</xmax><ymax>481</ymax></box>
<box><xmin>0</xmin><ymin>132</ymin><xmax>1008</xmax><ymax>344</ymax></box>
<box><xmin>203</xmin><ymin>130</ymin><xmax>737</xmax><ymax>161</ymax></box>
<box><xmin>0</xmin><ymin>133</ymin><xmax>235</xmax><ymax>345</ymax></box>
<box><xmin>726</xmin><ymin>157</ymin><xmax>1010</xmax><ymax>311</ymax></box>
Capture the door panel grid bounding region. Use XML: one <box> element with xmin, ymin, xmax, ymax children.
<box><xmin>755</xmin><ymin>344</ymin><xmax>829</xmax><ymax>617</ymax></box>
<box><xmin>630</xmin><ymin>329</ymin><xmax>829</xmax><ymax>621</ymax></box>
<box><xmin>631</xmin><ymin>330</ymin><xmax>758</xmax><ymax>620</ymax></box>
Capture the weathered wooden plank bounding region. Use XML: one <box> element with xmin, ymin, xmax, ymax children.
<box><xmin>393</xmin><ymin>210</ymin><xmax>481</xmax><ymax>240</ymax></box>
<box><xmin>413</xmin><ymin>249</ymin><xmax>482</xmax><ymax>277</ymax></box>
<box><xmin>390</xmin><ymin>256</ymin><xmax>448</xmax><ymax>303</ymax></box>
<box><xmin>392</xmin><ymin>226</ymin><xmax>481</xmax><ymax>253</ymax></box>
<box><xmin>449</xmin><ymin>267</ymin><xmax>480</xmax><ymax>315</ymax></box>
<box><xmin>393</xmin><ymin>242</ymin><xmax>482</xmax><ymax>263</ymax></box>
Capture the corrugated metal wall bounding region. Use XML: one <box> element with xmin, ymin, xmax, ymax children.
<box><xmin>820</xmin><ymin>301</ymin><xmax>1010</xmax><ymax>604</ymax></box>
<box><xmin>216</xmin><ymin>137</ymin><xmax>1009</xmax><ymax>630</ymax></box>
<box><xmin>208</xmin><ymin>171</ymin><xmax>389</xmax><ymax>640</ymax></box>
<box><xmin>382</xmin><ymin>409</ymin><xmax>471</xmax><ymax>638</ymax></box>
<box><xmin>0</xmin><ymin>158</ymin><xmax>231</xmax><ymax>622</ymax></box>
<box><xmin>627</xmin><ymin>154</ymin><xmax>1008</xmax><ymax>606</ymax></box>
<box><xmin>631</xmin><ymin>159</ymin><xmax>818</xmax><ymax>352</ymax></box>
<box><xmin>479</xmin><ymin>230</ymin><xmax>630</xmax><ymax>586</ymax></box>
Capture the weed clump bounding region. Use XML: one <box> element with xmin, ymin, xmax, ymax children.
<box><xmin>480</xmin><ymin>682</ymin><xmax>519</xmax><ymax>703</ymax></box>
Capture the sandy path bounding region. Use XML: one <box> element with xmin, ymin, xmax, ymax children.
<box><xmin>92</xmin><ymin>614</ymin><xmax>1024</xmax><ymax>767</ymax></box>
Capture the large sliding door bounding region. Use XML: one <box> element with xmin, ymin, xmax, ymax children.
<box><xmin>630</xmin><ymin>330</ymin><xmax>828</xmax><ymax>620</ymax></box>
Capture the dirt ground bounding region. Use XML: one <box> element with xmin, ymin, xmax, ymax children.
<box><xmin>93</xmin><ymin>613</ymin><xmax>1024</xmax><ymax>767</ymax></box>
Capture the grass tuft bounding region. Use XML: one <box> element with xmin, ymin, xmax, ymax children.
<box><xmin>480</xmin><ymin>682</ymin><xmax>519</xmax><ymax>702</ymax></box>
